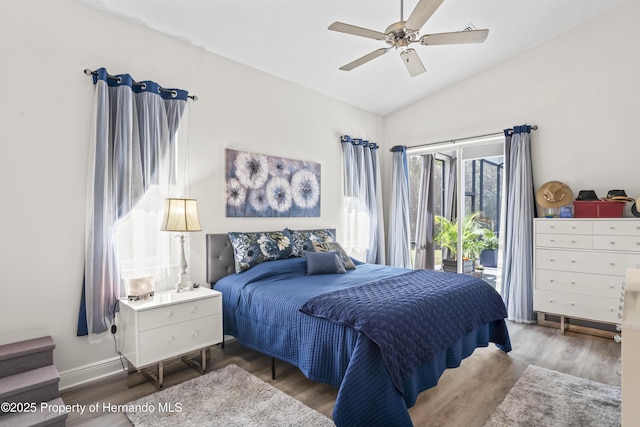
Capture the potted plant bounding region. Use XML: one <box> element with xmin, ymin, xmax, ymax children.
<box><xmin>479</xmin><ymin>229</ymin><xmax>499</xmax><ymax>268</ymax></box>
<box><xmin>434</xmin><ymin>212</ymin><xmax>489</xmax><ymax>273</ymax></box>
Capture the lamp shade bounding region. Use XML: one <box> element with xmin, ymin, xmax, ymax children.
<box><xmin>161</xmin><ymin>198</ymin><xmax>202</xmax><ymax>232</ymax></box>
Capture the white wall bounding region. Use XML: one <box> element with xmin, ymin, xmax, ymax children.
<box><xmin>382</xmin><ymin>0</ymin><xmax>639</xmax><ymax>218</ymax></box>
<box><xmin>1</xmin><ymin>0</ymin><xmax>635</xmax><ymax>388</ymax></box>
<box><xmin>0</xmin><ymin>0</ymin><xmax>382</xmax><ymax>385</ymax></box>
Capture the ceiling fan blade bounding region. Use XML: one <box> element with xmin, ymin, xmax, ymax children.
<box><xmin>400</xmin><ymin>49</ymin><xmax>426</xmax><ymax>77</ymax></box>
<box><xmin>328</xmin><ymin>22</ymin><xmax>386</xmax><ymax>40</ymax></box>
<box><xmin>339</xmin><ymin>48</ymin><xmax>389</xmax><ymax>71</ymax></box>
<box><xmin>405</xmin><ymin>0</ymin><xmax>445</xmax><ymax>32</ymax></box>
<box><xmin>420</xmin><ymin>29</ymin><xmax>489</xmax><ymax>45</ymax></box>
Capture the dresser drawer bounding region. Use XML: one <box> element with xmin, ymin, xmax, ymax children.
<box><xmin>593</xmin><ymin>220</ymin><xmax>640</xmax><ymax>236</ymax></box>
<box><xmin>536</xmin><ymin>248</ymin><xmax>640</xmax><ymax>275</ymax></box>
<box><xmin>138</xmin><ymin>296</ymin><xmax>220</xmax><ymax>331</ymax></box>
<box><xmin>535</xmin><ymin>233</ymin><xmax>592</xmax><ymax>249</ymax></box>
<box><xmin>535</xmin><ymin>269</ymin><xmax>622</xmax><ymax>298</ymax></box>
<box><xmin>534</xmin><ymin>290</ymin><xmax>619</xmax><ymax>323</ymax></box>
<box><xmin>536</xmin><ymin>220</ymin><xmax>592</xmax><ymax>235</ymax></box>
<box><xmin>593</xmin><ymin>235</ymin><xmax>640</xmax><ymax>252</ymax></box>
<box><xmin>138</xmin><ymin>314</ymin><xmax>222</xmax><ymax>366</ymax></box>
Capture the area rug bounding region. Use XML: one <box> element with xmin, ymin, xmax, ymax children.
<box><xmin>125</xmin><ymin>364</ymin><xmax>334</xmax><ymax>426</ymax></box>
<box><xmin>484</xmin><ymin>365</ymin><xmax>620</xmax><ymax>427</ymax></box>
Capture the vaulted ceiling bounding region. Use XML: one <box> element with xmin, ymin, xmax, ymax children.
<box><xmin>79</xmin><ymin>0</ymin><xmax>625</xmax><ymax>116</ymax></box>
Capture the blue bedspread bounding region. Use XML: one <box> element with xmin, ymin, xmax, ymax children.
<box><xmin>214</xmin><ymin>257</ymin><xmax>511</xmax><ymax>426</ymax></box>
<box><xmin>300</xmin><ymin>269</ymin><xmax>509</xmax><ymax>393</ymax></box>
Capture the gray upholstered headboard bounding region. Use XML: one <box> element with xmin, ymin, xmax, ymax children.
<box><xmin>205</xmin><ymin>229</ymin><xmax>336</xmax><ymax>285</ymax></box>
<box><xmin>206</xmin><ymin>234</ymin><xmax>236</xmax><ymax>285</ymax></box>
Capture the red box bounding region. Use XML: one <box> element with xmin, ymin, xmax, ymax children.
<box><xmin>573</xmin><ymin>201</ymin><xmax>625</xmax><ymax>218</ymax></box>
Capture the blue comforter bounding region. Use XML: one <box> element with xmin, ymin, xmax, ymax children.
<box><xmin>300</xmin><ymin>269</ymin><xmax>509</xmax><ymax>394</ymax></box>
<box><xmin>215</xmin><ymin>257</ymin><xmax>511</xmax><ymax>426</ymax></box>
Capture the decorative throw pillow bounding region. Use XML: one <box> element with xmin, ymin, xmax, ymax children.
<box><xmin>287</xmin><ymin>228</ymin><xmax>335</xmax><ymax>257</ymax></box>
<box><xmin>305</xmin><ymin>250</ymin><xmax>346</xmax><ymax>275</ymax></box>
<box><xmin>312</xmin><ymin>241</ymin><xmax>357</xmax><ymax>270</ymax></box>
<box><xmin>228</xmin><ymin>230</ymin><xmax>293</xmax><ymax>273</ymax></box>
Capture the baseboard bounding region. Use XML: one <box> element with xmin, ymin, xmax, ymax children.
<box><xmin>58</xmin><ymin>355</ymin><xmax>126</xmax><ymax>391</ymax></box>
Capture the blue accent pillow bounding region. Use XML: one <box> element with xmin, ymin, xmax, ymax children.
<box><xmin>305</xmin><ymin>250</ymin><xmax>346</xmax><ymax>275</ymax></box>
<box><xmin>287</xmin><ymin>228</ymin><xmax>335</xmax><ymax>257</ymax></box>
<box><xmin>312</xmin><ymin>241</ymin><xmax>357</xmax><ymax>270</ymax></box>
<box><xmin>228</xmin><ymin>230</ymin><xmax>293</xmax><ymax>273</ymax></box>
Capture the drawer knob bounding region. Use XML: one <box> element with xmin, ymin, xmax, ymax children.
<box><xmin>571</xmin><ymin>302</ymin><xmax>575</xmax><ymax>306</ymax></box>
<box><xmin>168</xmin><ymin>311</ymin><xmax>175</xmax><ymax>318</ymax></box>
<box><xmin>571</xmin><ymin>240</ymin><xmax>576</xmax><ymax>244</ymax></box>
<box><xmin>571</xmin><ymin>281</ymin><xmax>576</xmax><ymax>285</ymax></box>
<box><xmin>192</xmin><ymin>306</ymin><xmax>199</xmax><ymax>313</ymax></box>
<box><xmin>550</xmin><ymin>258</ymin><xmax>555</xmax><ymax>262</ymax></box>
<box><xmin>549</xmin><ymin>298</ymin><xmax>554</xmax><ymax>303</ymax></box>
<box><xmin>193</xmin><ymin>330</ymin><xmax>199</xmax><ymax>337</ymax></box>
<box><xmin>610</xmin><ymin>241</ymin><xmax>615</xmax><ymax>245</ymax></box>
<box><xmin>549</xmin><ymin>279</ymin><xmax>554</xmax><ymax>283</ymax></box>
<box><xmin>610</xmin><ymin>262</ymin><xmax>616</xmax><ymax>266</ymax></box>
<box><xmin>610</xmin><ymin>284</ymin><xmax>615</xmax><ymax>288</ymax></box>
<box><xmin>571</xmin><ymin>260</ymin><xmax>576</xmax><ymax>263</ymax></box>
<box><xmin>168</xmin><ymin>336</ymin><xmax>175</xmax><ymax>344</ymax></box>
<box><xmin>550</xmin><ymin>239</ymin><xmax>555</xmax><ymax>242</ymax></box>
<box><xmin>610</xmin><ymin>226</ymin><xmax>615</xmax><ymax>230</ymax></box>
<box><xmin>571</xmin><ymin>226</ymin><xmax>576</xmax><ymax>229</ymax></box>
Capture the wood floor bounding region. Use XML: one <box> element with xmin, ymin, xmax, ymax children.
<box><xmin>60</xmin><ymin>322</ymin><xmax>620</xmax><ymax>426</ymax></box>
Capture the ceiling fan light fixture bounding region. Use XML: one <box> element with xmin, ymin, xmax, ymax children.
<box><xmin>400</xmin><ymin>48</ymin><xmax>426</xmax><ymax>77</ymax></box>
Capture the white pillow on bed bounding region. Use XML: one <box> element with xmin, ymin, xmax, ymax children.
<box><xmin>305</xmin><ymin>250</ymin><xmax>346</xmax><ymax>275</ymax></box>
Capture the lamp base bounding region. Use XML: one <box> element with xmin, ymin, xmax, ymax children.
<box><xmin>174</xmin><ymin>234</ymin><xmax>192</xmax><ymax>292</ymax></box>
<box><xmin>175</xmin><ymin>276</ymin><xmax>192</xmax><ymax>293</ymax></box>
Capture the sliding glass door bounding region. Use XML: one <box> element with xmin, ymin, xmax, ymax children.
<box><xmin>408</xmin><ymin>139</ymin><xmax>505</xmax><ymax>290</ymax></box>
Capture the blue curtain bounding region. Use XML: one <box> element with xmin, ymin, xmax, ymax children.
<box><xmin>388</xmin><ymin>146</ymin><xmax>412</xmax><ymax>268</ymax></box>
<box><xmin>501</xmin><ymin>125</ymin><xmax>536</xmax><ymax>323</ymax></box>
<box><xmin>78</xmin><ymin>68</ymin><xmax>189</xmax><ymax>337</ymax></box>
<box><xmin>414</xmin><ymin>154</ymin><xmax>435</xmax><ymax>270</ymax></box>
<box><xmin>341</xmin><ymin>136</ymin><xmax>385</xmax><ymax>264</ymax></box>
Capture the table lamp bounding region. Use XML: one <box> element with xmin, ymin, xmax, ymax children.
<box><xmin>161</xmin><ymin>198</ymin><xmax>202</xmax><ymax>292</ymax></box>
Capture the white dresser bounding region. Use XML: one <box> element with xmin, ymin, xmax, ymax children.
<box><xmin>534</xmin><ymin>218</ymin><xmax>640</xmax><ymax>332</ymax></box>
<box><xmin>119</xmin><ymin>287</ymin><xmax>222</xmax><ymax>387</ymax></box>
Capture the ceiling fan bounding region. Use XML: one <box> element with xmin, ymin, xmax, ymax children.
<box><xmin>328</xmin><ymin>0</ymin><xmax>489</xmax><ymax>77</ymax></box>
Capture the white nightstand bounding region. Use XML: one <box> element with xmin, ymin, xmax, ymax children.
<box><xmin>119</xmin><ymin>287</ymin><xmax>222</xmax><ymax>388</ymax></box>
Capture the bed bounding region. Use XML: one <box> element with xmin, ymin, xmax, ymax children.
<box><xmin>206</xmin><ymin>230</ymin><xmax>511</xmax><ymax>427</ymax></box>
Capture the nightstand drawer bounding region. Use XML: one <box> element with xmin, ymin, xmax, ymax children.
<box><xmin>138</xmin><ymin>314</ymin><xmax>221</xmax><ymax>366</ymax></box>
<box><xmin>534</xmin><ymin>290</ymin><xmax>618</xmax><ymax>323</ymax></box>
<box><xmin>138</xmin><ymin>297</ymin><xmax>220</xmax><ymax>331</ymax></box>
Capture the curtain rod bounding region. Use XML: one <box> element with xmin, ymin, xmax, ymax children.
<box><xmin>83</xmin><ymin>68</ymin><xmax>198</xmax><ymax>101</ymax></box>
<box><xmin>398</xmin><ymin>125</ymin><xmax>538</xmax><ymax>152</ymax></box>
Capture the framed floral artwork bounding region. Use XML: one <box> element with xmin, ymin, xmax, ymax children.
<box><xmin>225</xmin><ymin>149</ymin><xmax>321</xmax><ymax>217</ymax></box>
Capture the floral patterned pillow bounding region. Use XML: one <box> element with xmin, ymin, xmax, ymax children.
<box><xmin>312</xmin><ymin>241</ymin><xmax>356</xmax><ymax>270</ymax></box>
<box><xmin>228</xmin><ymin>230</ymin><xmax>293</xmax><ymax>273</ymax></box>
<box><xmin>286</xmin><ymin>228</ymin><xmax>335</xmax><ymax>257</ymax></box>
